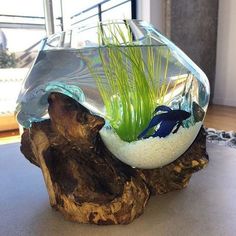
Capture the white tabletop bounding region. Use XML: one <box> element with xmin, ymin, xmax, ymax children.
<box><xmin>0</xmin><ymin>142</ymin><xmax>236</xmax><ymax>236</ymax></box>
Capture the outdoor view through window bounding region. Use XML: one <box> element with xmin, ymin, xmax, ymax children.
<box><xmin>0</xmin><ymin>0</ymin><xmax>132</xmax><ymax>131</ymax></box>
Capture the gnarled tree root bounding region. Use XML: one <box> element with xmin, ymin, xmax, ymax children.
<box><xmin>20</xmin><ymin>93</ymin><xmax>208</xmax><ymax>225</ymax></box>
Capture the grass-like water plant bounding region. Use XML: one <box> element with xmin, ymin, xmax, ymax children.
<box><xmin>85</xmin><ymin>22</ymin><xmax>176</xmax><ymax>142</ymax></box>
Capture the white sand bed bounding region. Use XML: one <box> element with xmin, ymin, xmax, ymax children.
<box><xmin>100</xmin><ymin>122</ymin><xmax>202</xmax><ymax>169</ymax></box>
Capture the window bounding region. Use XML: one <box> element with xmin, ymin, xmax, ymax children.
<box><xmin>69</xmin><ymin>0</ymin><xmax>136</xmax><ymax>29</ymax></box>
<box><xmin>0</xmin><ymin>0</ymin><xmax>136</xmax><ymax>131</ymax></box>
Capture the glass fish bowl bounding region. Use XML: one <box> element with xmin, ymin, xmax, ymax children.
<box><xmin>16</xmin><ymin>20</ymin><xmax>210</xmax><ymax>169</ymax></box>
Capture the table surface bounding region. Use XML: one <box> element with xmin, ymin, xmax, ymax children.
<box><xmin>0</xmin><ymin>142</ymin><xmax>236</xmax><ymax>236</ymax></box>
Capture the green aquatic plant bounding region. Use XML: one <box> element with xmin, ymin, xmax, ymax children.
<box><xmin>86</xmin><ymin>22</ymin><xmax>175</xmax><ymax>142</ymax></box>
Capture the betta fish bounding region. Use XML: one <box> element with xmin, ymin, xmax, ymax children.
<box><xmin>138</xmin><ymin>105</ymin><xmax>191</xmax><ymax>139</ymax></box>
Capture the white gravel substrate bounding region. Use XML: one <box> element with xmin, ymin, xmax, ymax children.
<box><xmin>100</xmin><ymin>122</ymin><xmax>202</xmax><ymax>169</ymax></box>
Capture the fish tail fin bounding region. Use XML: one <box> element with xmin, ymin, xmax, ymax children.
<box><xmin>137</xmin><ymin>127</ymin><xmax>149</xmax><ymax>139</ymax></box>
<box><xmin>152</xmin><ymin>120</ymin><xmax>177</xmax><ymax>138</ymax></box>
<box><xmin>138</xmin><ymin>115</ymin><xmax>163</xmax><ymax>139</ymax></box>
<box><xmin>172</xmin><ymin>122</ymin><xmax>182</xmax><ymax>134</ymax></box>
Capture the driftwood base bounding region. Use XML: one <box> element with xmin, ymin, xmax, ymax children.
<box><xmin>20</xmin><ymin>93</ymin><xmax>208</xmax><ymax>225</ymax></box>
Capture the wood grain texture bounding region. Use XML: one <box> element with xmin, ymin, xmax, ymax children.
<box><xmin>20</xmin><ymin>93</ymin><xmax>208</xmax><ymax>225</ymax></box>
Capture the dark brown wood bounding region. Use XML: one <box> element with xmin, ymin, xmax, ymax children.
<box><xmin>137</xmin><ymin>128</ymin><xmax>208</xmax><ymax>195</ymax></box>
<box><xmin>20</xmin><ymin>92</ymin><xmax>208</xmax><ymax>225</ymax></box>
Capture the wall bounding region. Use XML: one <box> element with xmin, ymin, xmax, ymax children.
<box><xmin>213</xmin><ymin>0</ymin><xmax>236</xmax><ymax>107</ymax></box>
<box><xmin>137</xmin><ymin>0</ymin><xmax>165</xmax><ymax>33</ymax></box>
<box><xmin>169</xmin><ymin>0</ymin><xmax>218</xmax><ymax>103</ymax></box>
<box><xmin>138</xmin><ymin>0</ymin><xmax>236</xmax><ymax>107</ymax></box>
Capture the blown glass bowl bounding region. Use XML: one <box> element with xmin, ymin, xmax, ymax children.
<box><xmin>16</xmin><ymin>20</ymin><xmax>210</xmax><ymax>169</ymax></box>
